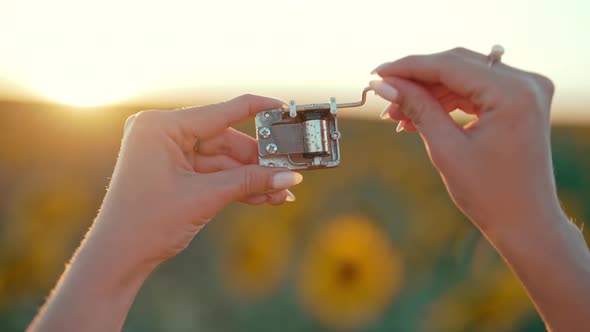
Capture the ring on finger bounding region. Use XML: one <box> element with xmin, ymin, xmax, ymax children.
<box><xmin>487</xmin><ymin>44</ymin><xmax>505</xmax><ymax>66</ymax></box>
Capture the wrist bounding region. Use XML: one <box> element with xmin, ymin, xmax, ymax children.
<box><xmin>484</xmin><ymin>206</ymin><xmax>589</xmax><ymax>269</ymax></box>
<box><xmin>83</xmin><ymin>216</ymin><xmax>161</xmax><ymax>283</ymax></box>
<box><xmin>477</xmin><ymin>197</ymin><xmax>568</xmax><ymax>245</ymax></box>
<box><xmin>70</xmin><ymin>229</ymin><xmax>157</xmax><ymax>303</ymax></box>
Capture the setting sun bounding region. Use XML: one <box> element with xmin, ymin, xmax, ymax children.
<box><xmin>24</xmin><ymin>71</ymin><xmax>144</xmax><ymax>108</ymax></box>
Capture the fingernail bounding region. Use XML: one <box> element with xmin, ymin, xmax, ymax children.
<box><xmin>369</xmin><ymin>80</ymin><xmax>399</xmax><ymax>102</ymax></box>
<box><xmin>396</xmin><ymin>121</ymin><xmax>406</xmax><ymax>133</ymax></box>
<box><xmin>379</xmin><ymin>108</ymin><xmax>391</xmax><ymax>120</ymax></box>
<box><xmin>285</xmin><ymin>189</ymin><xmax>296</xmax><ymax>202</ymax></box>
<box><xmin>272</xmin><ymin>172</ymin><xmax>303</xmax><ymax>189</ymax></box>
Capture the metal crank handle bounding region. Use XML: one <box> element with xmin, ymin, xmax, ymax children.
<box><xmin>280</xmin><ymin>87</ymin><xmax>373</xmax><ymax>117</ymax></box>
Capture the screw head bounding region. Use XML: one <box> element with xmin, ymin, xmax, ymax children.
<box><xmin>266</xmin><ymin>143</ymin><xmax>278</xmax><ymax>154</ymax></box>
<box><xmin>264</xmin><ymin>112</ymin><xmax>271</xmax><ymax>118</ymax></box>
<box><xmin>268</xmin><ymin>163</ymin><xmax>275</xmax><ymax>167</ymax></box>
<box><xmin>258</xmin><ymin>127</ymin><xmax>271</xmax><ymax>139</ymax></box>
<box><xmin>331</xmin><ymin>131</ymin><xmax>341</xmax><ymax>140</ymax></box>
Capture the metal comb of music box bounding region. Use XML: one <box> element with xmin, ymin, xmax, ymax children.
<box><xmin>255</xmin><ymin>87</ymin><xmax>372</xmax><ymax>170</ymax></box>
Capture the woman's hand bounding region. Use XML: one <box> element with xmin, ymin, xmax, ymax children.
<box><xmin>96</xmin><ymin>94</ymin><xmax>303</xmax><ymax>265</ymax></box>
<box><xmin>371</xmin><ymin>47</ymin><xmax>559</xmax><ymax>234</ymax></box>
<box><xmin>371</xmin><ymin>47</ymin><xmax>590</xmax><ymax>332</ymax></box>
<box><xmin>28</xmin><ymin>94</ymin><xmax>303</xmax><ymax>332</ymax></box>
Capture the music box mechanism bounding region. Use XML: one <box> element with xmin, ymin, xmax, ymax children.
<box><xmin>255</xmin><ymin>87</ymin><xmax>372</xmax><ymax>170</ymax></box>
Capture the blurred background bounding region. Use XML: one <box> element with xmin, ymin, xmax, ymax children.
<box><xmin>1</xmin><ymin>0</ymin><xmax>589</xmax><ymax>331</ymax></box>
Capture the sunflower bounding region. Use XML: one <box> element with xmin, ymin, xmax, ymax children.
<box><xmin>219</xmin><ymin>215</ymin><xmax>292</xmax><ymax>301</ymax></box>
<box><xmin>297</xmin><ymin>215</ymin><xmax>403</xmax><ymax>330</ymax></box>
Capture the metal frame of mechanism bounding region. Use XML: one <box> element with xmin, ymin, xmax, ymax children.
<box><xmin>255</xmin><ymin>87</ymin><xmax>372</xmax><ymax>170</ymax></box>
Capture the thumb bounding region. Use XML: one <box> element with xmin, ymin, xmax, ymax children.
<box><xmin>370</xmin><ymin>78</ymin><xmax>463</xmax><ymax>147</ymax></box>
<box><xmin>205</xmin><ymin>165</ymin><xmax>303</xmax><ymax>202</ymax></box>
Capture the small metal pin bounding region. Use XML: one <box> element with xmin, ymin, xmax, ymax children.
<box><xmin>289</xmin><ymin>100</ymin><xmax>297</xmax><ymax>118</ymax></box>
<box><xmin>329</xmin><ymin>97</ymin><xmax>337</xmax><ymax>114</ymax></box>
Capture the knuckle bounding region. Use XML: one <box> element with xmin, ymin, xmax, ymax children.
<box><xmin>505</xmin><ymin>74</ymin><xmax>553</xmax><ymax>116</ymax></box>
<box><xmin>125</xmin><ymin>113</ymin><xmax>137</xmax><ymax>125</ymax></box>
<box><xmin>443</xmin><ymin>47</ymin><xmax>475</xmax><ymax>61</ymax></box>
<box><xmin>402</xmin><ymin>104</ymin><xmax>423</xmax><ymax>125</ymax></box>
<box><xmin>131</xmin><ymin>110</ymin><xmax>177</xmax><ymax>134</ymax></box>
<box><xmin>448</xmin><ymin>47</ymin><xmax>469</xmax><ymax>55</ymax></box>
<box><xmin>512</xmin><ymin>76</ymin><xmax>538</xmax><ymax>98</ymax></box>
<box><xmin>517</xmin><ymin>75</ymin><xmax>543</xmax><ymax>105</ymax></box>
<box><xmin>399</xmin><ymin>55</ymin><xmax>422</xmax><ymax>68</ymax></box>
<box><xmin>241</xmin><ymin>165</ymin><xmax>265</xmax><ymax>195</ymax></box>
<box><xmin>241</xmin><ymin>167</ymin><xmax>256</xmax><ymax>194</ymax></box>
<box><xmin>133</xmin><ymin>110</ymin><xmax>164</xmax><ymax>128</ymax></box>
<box><xmin>437</xmin><ymin>51</ymin><xmax>460</xmax><ymax>68</ymax></box>
<box><xmin>532</xmin><ymin>73</ymin><xmax>555</xmax><ymax>97</ymax></box>
<box><xmin>514</xmin><ymin>75</ymin><xmax>533</xmax><ymax>90</ymax></box>
<box><xmin>399</xmin><ymin>97</ymin><xmax>427</xmax><ymax>125</ymax></box>
<box><xmin>124</xmin><ymin>113</ymin><xmax>137</xmax><ymax>131</ymax></box>
<box><xmin>267</xmin><ymin>192</ymin><xmax>286</xmax><ymax>206</ymax></box>
<box><xmin>235</xmin><ymin>93</ymin><xmax>257</xmax><ymax>104</ymax></box>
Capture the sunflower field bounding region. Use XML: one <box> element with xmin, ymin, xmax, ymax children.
<box><xmin>0</xmin><ymin>101</ymin><xmax>588</xmax><ymax>331</ymax></box>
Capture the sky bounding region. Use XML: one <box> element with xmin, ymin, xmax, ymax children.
<box><xmin>0</xmin><ymin>0</ymin><xmax>589</xmax><ymax>118</ymax></box>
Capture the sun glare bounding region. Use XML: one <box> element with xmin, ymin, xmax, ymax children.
<box><xmin>1</xmin><ymin>0</ymin><xmax>588</xmax><ymax>110</ymax></box>
<box><xmin>20</xmin><ymin>55</ymin><xmax>150</xmax><ymax>108</ymax></box>
<box><xmin>29</xmin><ymin>81</ymin><xmax>133</xmax><ymax>108</ymax></box>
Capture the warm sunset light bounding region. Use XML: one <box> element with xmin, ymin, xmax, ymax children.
<box><xmin>23</xmin><ymin>68</ymin><xmax>146</xmax><ymax>108</ymax></box>
<box><xmin>2</xmin><ymin>1</ymin><xmax>590</xmax><ymax>331</ymax></box>
<box><xmin>1</xmin><ymin>0</ymin><xmax>588</xmax><ymax>111</ymax></box>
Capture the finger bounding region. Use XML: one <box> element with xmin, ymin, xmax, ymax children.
<box><xmin>380</xmin><ymin>103</ymin><xmax>416</xmax><ymax>133</ymax></box>
<box><xmin>192</xmin><ymin>154</ymin><xmax>243</xmax><ymax>173</ymax></box>
<box><xmin>175</xmin><ymin>94</ymin><xmax>285</xmax><ymax>138</ymax></box>
<box><xmin>240</xmin><ymin>189</ymin><xmax>294</xmax><ymax>205</ymax></box>
<box><xmin>404</xmin><ymin>121</ymin><xmax>417</xmax><ymax>132</ymax></box>
<box><xmin>198</xmin><ymin>128</ymin><xmax>259</xmax><ymax>164</ymax></box>
<box><xmin>387</xmin><ymin>81</ymin><xmax>479</xmax><ymax>116</ymax></box>
<box><xmin>397</xmin><ymin>119</ymin><xmax>417</xmax><ymax>133</ymax></box>
<box><xmin>388</xmin><ymin>104</ymin><xmax>408</xmax><ymax>121</ymax></box>
<box><xmin>370</xmin><ymin>79</ymin><xmax>464</xmax><ymax>147</ymax></box>
<box><xmin>241</xmin><ymin>194</ymin><xmax>268</xmax><ymax>205</ymax></box>
<box><xmin>372</xmin><ymin>48</ymin><xmax>506</xmax><ymax>104</ymax></box>
<box><xmin>204</xmin><ymin>165</ymin><xmax>303</xmax><ymax>202</ymax></box>
<box><xmin>265</xmin><ymin>190</ymin><xmax>289</xmax><ymax>206</ymax></box>
<box><xmin>381</xmin><ymin>103</ymin><xmax>407</xmax><ymax>121</ymax></box>
<box><xmin>438</xmin><ymin>94</ymin><xmax>479</xmax><ymax>114</ymax></box>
